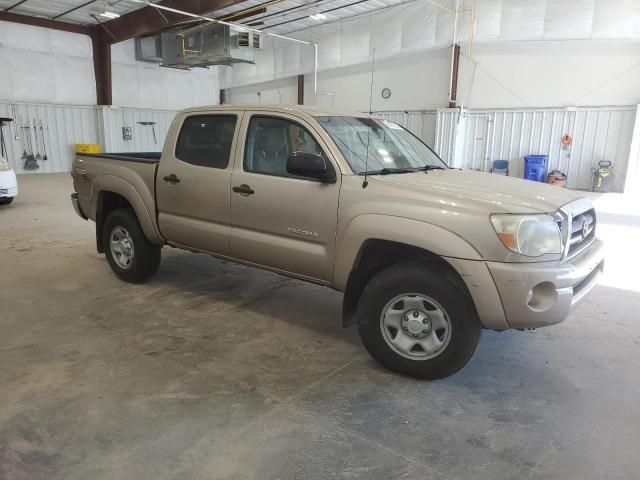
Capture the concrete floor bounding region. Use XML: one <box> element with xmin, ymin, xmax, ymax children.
<box><xmin>2</xmin><ymin>173</ymin><xmax>640</xmax><ymax>480</ymax></box>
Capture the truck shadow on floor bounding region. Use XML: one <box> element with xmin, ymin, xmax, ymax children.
<box><xmin>147</xmin><ymin>249</ymin><xmax>359</xmax><ymax>346</ymax></box>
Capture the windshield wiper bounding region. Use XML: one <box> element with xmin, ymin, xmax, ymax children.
<box><xmin>417</xmin><ymin>165</ymin><xmax>446</xmax><ymax>172</ymax></box>
<box><xmin>360</xmin><ymin>167</ymin><xmax>414</xmax><ymax>175</ymax></box>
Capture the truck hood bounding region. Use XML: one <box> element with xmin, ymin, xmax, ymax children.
<box><xmin>371</xmin><ymin>169</ymin><xmax>583</xmax><ymax>213</ymax></box>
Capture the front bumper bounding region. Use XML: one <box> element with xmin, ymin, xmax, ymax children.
<box><xmin>71</xmin><ymin>193</ymin><xmax>87</xmax><ymax>220</ymax></box>
<box><xmin>0</xmin><ymin>169</ymin><xmax>18</xmax><ymax>197</ymax></box>
<box><xmin>487</xmin><ymin>238</ymin><xmax>605</xmax><ymax>329</ymax></box>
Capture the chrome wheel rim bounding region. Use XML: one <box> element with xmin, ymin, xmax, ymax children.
<box><xmin>109</xmin><ymin>226</ymin><xmax>135</xmax><ymax>269</ymax></box>
<box><xmin>379</xmin><ymin>293</ymin><xmax>452</xmax><ymax>360</ymax></box>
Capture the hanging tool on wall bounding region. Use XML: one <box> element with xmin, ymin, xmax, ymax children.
<box><xmin>22</xmin><ymin>120</ymin><xmax>39</xmax><ymax>171</ymax></box>
<box><xmin>33</xmin><ymin>119</ymin><xmax>42</xmax><ymax>161</ymax></box>
<box><xmin>0</xmin><ymin>117</ymin><xmax>13</xmax><ymax>162</ymax></box>
<box><xmin>137</xmin><ymin>121</ymin><xmax>158</xmax><ymax>144</ymax></box>
<box><xmin>39</xmin><ymin>119</ymin><xmax>48</xmax><ymax>161</ymax></box>
<box><xmin>11</xmin><ymin>105</ymin><xmax>20</xmax><ymax>141</ymax></box>
<box><xmin>19</xmin><ymin>121</ymin><xmax>27</xmax><ymax>162</ymax></box>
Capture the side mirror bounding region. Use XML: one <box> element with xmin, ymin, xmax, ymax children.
<box><xmin>286</xmin><ymin>152</ymin><xmax>336</xmax><ymax>183</ymax></box>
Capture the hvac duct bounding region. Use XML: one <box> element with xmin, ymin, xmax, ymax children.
<box><xmin>135</xmin><ymin>24</ymin><xmax>262</xmax><ymax>69</ymax></box>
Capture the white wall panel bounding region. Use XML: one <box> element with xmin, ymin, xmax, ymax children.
<box><xmin>457</xmin><ymin>41</ymin><xmax>640</xmax><ymax>109</ymax></box>
<box><xmin>110</xmin><ymin>40</ymin><xmax>220</xmax><ymax>110</ymax></box>
<box><xmin>434</xmin><ymin>106</ymin><xmax>637</xmax><ymax>192</ymax></box>
<box><xmin>375</xmin><ymin>111</ymin><xmax>437</xmax><ymax>148</ymax></box>
<box><xmin>0</xmin><ymin>21</ymin><xmax>96</xmax><ymax>105</ymax></box>
<box><xmin>228</xmin><ymin>48</ymin><xmax>451</xmax><ymax>112</ymax></box>
<box><xmin>98</xmin><ymin>107</ymin><xmax>178</xmax><ymax>153</ymax></box>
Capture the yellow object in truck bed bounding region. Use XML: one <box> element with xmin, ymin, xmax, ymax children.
<box><xmin>75</xmin><ymin>144</ymin><xmax>101</xmax><ymax>154</ymax></box>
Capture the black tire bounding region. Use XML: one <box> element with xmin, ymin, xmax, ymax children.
<box><xmin>358</xmin><ymin>262</ymin><xmax>482</xmax><ymax>379</ymax></box>
<box><xmin>102</xmin><ymin>208</ymin><xmax>161</xmax><ymax>283</ymax></box>
<box><xmin>0</xmin><ymin>197</ymin><xmax>14</xmax><ymax>205</ymax></box>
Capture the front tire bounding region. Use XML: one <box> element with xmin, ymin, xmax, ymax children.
<box><xmin>0</xmin><ymin>197</ymin><xmax>14</xmax><ymax>205</ymax></box>
<box><xmin>102</xmin><ymin>208</ymin><xmax>161</xmax><ymax>283</ymax></box>
<box><xmin>358</xmin><ymin>262</ymin><xmax>482</xmax><ymax>379</ymax></box>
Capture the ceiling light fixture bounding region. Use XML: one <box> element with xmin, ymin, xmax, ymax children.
<box><xmin>99</xmin><ymin>11</ymin><xmax>121</xmax><ymax>19</ymax></box>
<box><xmin>309</xmin><ymin>13</ymin><xmax>326</xmax><ymax>20</ymax></box>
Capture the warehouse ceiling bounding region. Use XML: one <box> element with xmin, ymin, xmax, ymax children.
<box><xmin>212</xmin><ymin>0</ymin><xmax>408</xmax><ymax>35</ymax></box>
<box><xmin>0</xmin><ymin>0</ymin><xmax>403</xmax><ymax>34</ymax></box>
<box><xmin>0</xmin><ymin>0</ymin><xmax>153</xmax><ymax>25</ymax></box>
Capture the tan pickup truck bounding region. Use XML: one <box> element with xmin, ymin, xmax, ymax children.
<box><xmin>71</xmin><ymin>105</ymin><xmax>604</xmax><ymax>379</ymax></box>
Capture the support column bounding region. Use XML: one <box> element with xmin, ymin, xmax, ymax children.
<box><xmin>297</xmin><ymin>75</ymin><xmax>304</xmax><ymax>105</ymax></box>
<box><xmin>448</xmin><ymin>44</ymin><xmax>461</xmax><ymax>109</ymax></box>
<box><xmin>91</xmin><ymin>29</ymin><xmax>112</xmax><ymax>106</ymax></box>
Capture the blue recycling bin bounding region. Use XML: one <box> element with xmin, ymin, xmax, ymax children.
<box><xmin>524</xmin><ymin>155</ymin><xmax>548</xmax><ymax>182</ymax></box>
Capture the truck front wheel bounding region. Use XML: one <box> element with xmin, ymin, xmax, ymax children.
<box><xmin>357</xmin><ymin>262</ymin><xmax>481</xmax><ymax>379</ymax></box>
<box><xmin>102</xmin><ymin>208</ymin><xmax>161</xmax><ymax>283</ymax></box>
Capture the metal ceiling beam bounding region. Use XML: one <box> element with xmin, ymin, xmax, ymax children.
<box><xmin>100</xmin><ymin>0</ymin><xmax>239</xmax><ymax>44</ymax></box>
<box><xmin>221</xmin><ymin>7</ymin><xmax>266</xmax><ymax>22</ymax></box>
<box><xmin>264</xmin><ymin>0</ymin><xmax>371</xmax><ymax>30</ymax></box>
<box><xmin>4</xmin><ymin>0</ymin><xmax>30</xmax><ymax>12</ymax></box>
<box><xmin>52</xmin><ymin>0</ymin><xmax>99</xmax><ymax>20</ymax></box>
<box><xmin>0</xmin><ymin>10</ymin><xmax>92</xmax><ymax>35</ymax></box>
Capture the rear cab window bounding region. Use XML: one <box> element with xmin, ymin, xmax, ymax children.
<box><xmin>175</xmin><ymin>115</ymin><xmax>237</xmax><ymax>169</ymax></box>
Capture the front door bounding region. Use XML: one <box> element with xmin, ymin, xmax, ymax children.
<box><xmin>229</xmin><ymin>113</ymin><xmax>341</xmax><ymax>282</ymax></box>
<box><xmin>156</xmin><ymin>112</ymin><xmax>241</xmax><ymax>255</ymax></box>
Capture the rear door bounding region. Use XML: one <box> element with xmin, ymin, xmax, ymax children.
<box><xmin>229</xmin><ymin>112</ymin><xmax>341</xmax><ymax>282</ymax></box>
<box><xmin>156</xmin><ymin>111</ymin><xmax>242</xmax><ymax>255</ymax></box>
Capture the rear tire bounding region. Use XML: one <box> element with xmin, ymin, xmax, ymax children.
<box><xmin>357</xmin><ymin>262</ymin><xmax>482</xmax><ymax>379</ymax></box>
<box><xmin>0</xmin><ymin>197</ymin><xmax>14</xmax><ymax>205</ymax></box>
<box><xmin>102</xmin><ymin>208</ymin><xmax>161</xmax><ymax>283</ymax></box>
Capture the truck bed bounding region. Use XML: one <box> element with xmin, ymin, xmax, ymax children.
<box><xmin>78</xmin><ymin>152</ymin><xmax>161</xmax><ymax>163</ymax></box>
<box><xmin>73</xmin><ymin>152</ymin><xmax>160</xmax><ymax>238</ymax></box>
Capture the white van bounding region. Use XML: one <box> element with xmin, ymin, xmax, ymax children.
<box><xmin>0</xmin><ymin>155</ymin><xmax>18</xmax><ymax>205</ymax></box>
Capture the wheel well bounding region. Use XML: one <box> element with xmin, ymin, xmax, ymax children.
<box><xmin>342</xmin><ymin>239</ymin><xmax>467</xmax><ymax>328</ymax></box>
<box><xmin>96</xmin><ymin>191</ymin><xmax>132</xmax><ymax>253</ymax></box>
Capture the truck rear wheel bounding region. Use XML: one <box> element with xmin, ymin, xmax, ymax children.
<box><xmin>103</xmin><ymin>208</ymin><xmax>161</xmax><ymax>283</ymax></box>
<box><xmin>357</xmin><ymin>262</ymin><xmax>481</xmax><ymax>379</ymax></box>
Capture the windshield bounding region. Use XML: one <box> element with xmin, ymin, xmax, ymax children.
<box><xmin>316</xmin><ymin>116</ymin><xmax>447</xmax><ymax>174</ymax></box>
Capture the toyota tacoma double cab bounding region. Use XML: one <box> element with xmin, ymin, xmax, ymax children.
<box><xmin>70</xmin><ymin>105</ymin><xmax>604</xmax><ymax>379</ymax></box>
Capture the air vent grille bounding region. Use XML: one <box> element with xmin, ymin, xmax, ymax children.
<box><xmin>238</xmin><ymin>32</ymin><xmax>250</xmax><ymax>47</ymax></box>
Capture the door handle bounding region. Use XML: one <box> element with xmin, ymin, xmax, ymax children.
<box><xmin>163</xmin><ymin>174</ymin><xmax>180</xmax><ymax>184</ymax></box>
<box><xmin>232</xmin><ymin>184</ymin><xmax>255</xmax><ymax>195</ymax></box>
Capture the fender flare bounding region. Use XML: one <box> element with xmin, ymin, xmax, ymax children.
<box><xmin>91</xmin><ymin>175</ymin><xmax>163</xmax><ymax>244</ymax></box>
<box><xmin>333</xmin><ymin>214</ymin><xmax>483</xmax><ymax>290</ymax></box>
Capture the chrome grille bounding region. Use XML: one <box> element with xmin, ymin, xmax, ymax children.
<box><xmin>567</xmin><ymin>208</ymin><xmax>596</xmax><ymax>258</ymax></box>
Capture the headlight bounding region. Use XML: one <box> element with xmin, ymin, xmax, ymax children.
<box><xmin>490</xmin><ymin>214</ymin><xmax>562</xmax><ymax>257</ymax></box>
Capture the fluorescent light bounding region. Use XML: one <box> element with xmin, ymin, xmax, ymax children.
<box><xmin>309</xmin><ymin>13</ymin><xmax>326</xmax><ymax>20</ymax></box>
<box><xmin>99</xmin><ymin>11</ymin><xmax>120</xmax><ymax>19</ymax></box>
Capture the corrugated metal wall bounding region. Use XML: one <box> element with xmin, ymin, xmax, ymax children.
<box><xmin>1</xmin><ymin>101</ymin><xmax>637</xmax><ymax>194</ymax></box>
<box><xmin>435</xmin><ymin>107</ymin><xmax>637</xmax><ymax>192</ymax></box>
<box><xmin>374</xmin><ymin>110</ymin><xmax>438</xmax><ymax>148</ymax></box>
<box><xmin>0</xmin><ymin>102</ymin><xmax>177</xmax><ymax>174</ymax></box>
<box><xmin>0</xmin><ymin>101</ymin><xmax>99</xmax><ymax>174</ymax></box>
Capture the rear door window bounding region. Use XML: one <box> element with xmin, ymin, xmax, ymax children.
<box><xmin>175</xmin><ymin>115</ymin><xmax>237</xmax><ymax>169</ymax></box>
